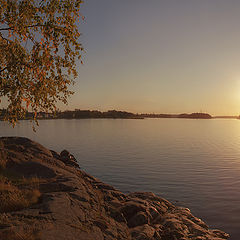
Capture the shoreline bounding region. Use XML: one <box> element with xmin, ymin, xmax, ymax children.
<box><xmin>0</xmin><ymin>137</ymin><xmax>229</xmax><ymax>240</ymax></box>
<box><xmin>0</xmin><ymin>110</ymin><xmax>218</xmax><ymax>121</ymax></box>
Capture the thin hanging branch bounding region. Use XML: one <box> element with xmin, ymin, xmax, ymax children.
<box><xmin>0</xmin><ymin>67</ymin><xmax>8</xmax><ymax>73</ymax></box>
<box><xmin>0</xmin><ymin>24</ymin><xmax>45</xmax><ymax>31</ymax></box>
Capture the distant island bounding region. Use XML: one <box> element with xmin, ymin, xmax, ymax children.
<box><xmin>178</xmin><ymin>113</ymin><xmax>212</xmax><ymax>119</ymax></box>
<box><xmin>0</xmin><ymin>109</ymin><xmax>216</xmax><ymax>120</ymax></box>
<box><xmin>141</xmin><ymin>112</ymin><xmax>212</xmax><ymax>119</ymax></box>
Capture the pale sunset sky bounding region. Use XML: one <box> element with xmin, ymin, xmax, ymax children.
<box><xmin>62</xmin><ymin>0</ymin><xmax>240</xmax><ymax>116</ymax></box>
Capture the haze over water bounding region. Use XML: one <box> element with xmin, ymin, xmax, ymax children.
<box><xmin>1</xmin><ymin>118</ymin><xmax>240</xmax><ymax>239</ymax></box>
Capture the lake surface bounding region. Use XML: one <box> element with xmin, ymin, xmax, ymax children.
<box><xmin>1</xmin><ymin>118</ymin><xmax>240</xmax><ymax>239</ymax></box>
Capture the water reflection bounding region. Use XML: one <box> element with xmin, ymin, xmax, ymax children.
<box><xmin>1</xmin><ymin>118</ymin><xmax>240</xmax><ymax>239</ymax></box>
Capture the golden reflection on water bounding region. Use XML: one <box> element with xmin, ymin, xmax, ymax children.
<box><xmin>1</xmin><ymin>118</ymin><xmax>240</xmax><ymax>238</ymax></box>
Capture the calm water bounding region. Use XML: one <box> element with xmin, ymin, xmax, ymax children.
<box><xmin>1</xmin><ymin>118</ymin><xmax>240</xmax><ymax>239</ymax></box>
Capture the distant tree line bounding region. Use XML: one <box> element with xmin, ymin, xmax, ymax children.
<box><xmin>178</xmin><ymin>113</ymin><xmax>212</xmax><ymax>119</ymax></box>
<box><xmin>0</xmin><ymin>109</ymin><xmax>213</xmax><ymax>121</ymax></box>
<box><xmin>57</xmin><ymin>110</ymin><xmax>142</xmax><ymax>119</ymax></box>
<box><xmin>140</xmin><ymin>113</ymin><xmax>178</xmax><ymax>118</ymax></box>
<box><xmin>140</xmin><ymin>112</ymin><xmax>212</xmax><ymax>119</ymax></box>
<box><xmin>0</xmin><ymin>109</ymin><xmax>142</xmax><ymax>120</ymax></box>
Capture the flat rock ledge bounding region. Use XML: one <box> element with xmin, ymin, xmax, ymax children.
<box><xmin>0</xmin><ymin>137</ymin><xmax>229</xmax><ymax>240</ymax></box>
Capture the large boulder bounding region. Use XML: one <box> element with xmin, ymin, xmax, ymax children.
<box><xmin>59</xmin><ymin>149</ymin><xmax>80</xmax><ymax>168</ymax></box>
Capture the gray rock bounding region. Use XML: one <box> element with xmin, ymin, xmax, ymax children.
<box><xmin>60</xmin><ymin>149</ymin><xmax>80</xmax><ymax>168</ymax></box>
<box><xmin>0</xmin><ymin>137</ymin><xmax>230</xmax><ymax>240</ymax></box>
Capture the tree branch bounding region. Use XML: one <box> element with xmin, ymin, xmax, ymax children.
<box><xmin>0</xmin><ymin>67</ymin><xmax>8</xmax><ymax>73</ymax></box>
<box><xmin>0</xmin><ymin>24</ymin><xmax>45</xmax><ymax>31</ymax></box>
<box><xmin>0</xmin><ymin>34</ymin><xmax>11</xmax><ymax>43</ymax></box>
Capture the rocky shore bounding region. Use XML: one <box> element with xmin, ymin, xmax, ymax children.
<box><xmin>0</xmin><ymin>137</ymin><xmax>229</xmax><ymax>240</ymax></box>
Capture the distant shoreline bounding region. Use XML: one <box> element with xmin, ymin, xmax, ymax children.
<box><xmin>1</xmin><ymin>109</ymin><xmax>239</xmax><ymax>121</ymax></box>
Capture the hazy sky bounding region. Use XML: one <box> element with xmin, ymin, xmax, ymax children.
<box><xmin>63</xmin><ymin>0</ymin><xmax>240</xmax><ymax>115</ymax></box>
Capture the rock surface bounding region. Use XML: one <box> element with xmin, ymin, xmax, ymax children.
<box><xmin>0</xmin><ymin>137</ymin><xmax>229</xmax><ymax>240</ymax></box>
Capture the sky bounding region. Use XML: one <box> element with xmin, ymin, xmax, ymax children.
<box><xmin>63</xmin><ymin>1</ymin><xmax>240</xmax><ymax>115</ymax></box>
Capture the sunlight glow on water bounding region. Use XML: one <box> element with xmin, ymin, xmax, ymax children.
<box><xmin>1</xmin><ymin>118</ymin><xmax>240</xmax><ymax>239</ymax></box>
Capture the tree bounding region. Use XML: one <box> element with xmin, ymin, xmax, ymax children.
<box><xmin>0</xmin><ymin>0</ymin><xmax>84</xmax><ymax>125</ymax></box>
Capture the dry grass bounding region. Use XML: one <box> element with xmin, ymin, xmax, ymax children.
<box><xmin>0</xmin><ymin>143</ymin><xmax>42</xmax><ymax>239</ymax></box>
<box><xmin>0</xmin><ymin>149</ymin><xmax>7</xmax><ymax>170</ymax></box>
<box><xmin>0</xmin><ymin>174</ymin><xmax>41</xmax><ymax>213</ymax></box>
<box><xmin>0</xmin><ymin>214</ymin><xmax>42</xmax><ymax>240</ymax></box>
<box><xmin>0</xmin><ymin>226</ymin><xmax>41</xmax><ymax>240</ymax></box>
<box><xmin>17</xmin><ymin>176</ymin><xmax>41</xmax><ymax>188</ymax></box>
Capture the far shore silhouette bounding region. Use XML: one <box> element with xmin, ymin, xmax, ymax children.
<box><xmin>0</xmin><ymin>109</ymin><xmax>223</xmax><ymax>120</ymax></box>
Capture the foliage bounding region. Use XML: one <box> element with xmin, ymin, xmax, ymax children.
<box><xmin>0</xmin><ymin>0</ymin><xmax>84</xmax><ymax>125</ymax></box>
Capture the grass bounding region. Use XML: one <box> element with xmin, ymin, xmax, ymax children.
<box><xmin>0</xmin><ymin>226</ymin><xmax>41</xmax><ymax>240</ymax></box>
<box><xmin>0</xmin><ymin>171</ymin><xmax>42</xmax><ymax>239</ymax></box>
<box><xmin>0</xmin><ymin>182</ymin><xmax>41</xmax><ymax>213</ymax></box>
<box><xmin>0</xmin><ymin>147</ymin><xmax>7</xmax><ymax>170</ymax></box>
<box><xmin>0</xmin><ymin>169</ymin><xmax>41</xmax><ymax>213</ymax></box>
<box><xmin>0</xmin><ymin>214</ymin><xmax>41</xmax><ymax>239</ymax></box>
<box><xmin>0</xmin><ymin>143</ymin><xmax>42</xmax><ymax>239</ymax></box>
